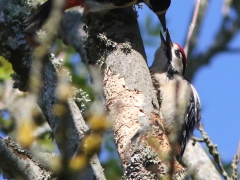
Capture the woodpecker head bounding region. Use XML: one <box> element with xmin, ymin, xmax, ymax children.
<box><xmin>150</xmin><ymin>29</ymin><xmax>187</xmax><ymax>75</ymax></box>
<box><xmin>160</xmin><ymin>30</ymin><xmax>187</xmax><ymax>75</ymax></box>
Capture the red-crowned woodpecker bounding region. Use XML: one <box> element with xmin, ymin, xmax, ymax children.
<box><xmin>150</xmin><ymin>30</ymin><xmax>201</xmax><ymax>161</ymax></box>
<box><xmin>24</xmin><ymin>0</ymin><xmax>170</xmax><ymax>32</ymax></box>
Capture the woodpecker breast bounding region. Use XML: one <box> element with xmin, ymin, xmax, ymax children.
<box><xmin>151</xmin><ymin>70</ymin><xmax>201</xmax><ymax>161</ymax></box>
<box><xmin>153</xmin><ymin>72</ymin><xmax>193</xmax><ymax>133</ymax></box>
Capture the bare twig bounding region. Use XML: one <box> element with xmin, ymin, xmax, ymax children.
<box><xmin>230</xmin><ymin>141</ymin><xmax>239</xmax><ymax>180</ymax></box>
<box><xmin>191</xmin><ymin>136</ymin><xmax>205</xmax><ymax>145</ymax></box>
<box><xmin>186</xmin><ymin>1</ymin><xmax>240</xmax><ymax>80</ymax></box>
<box><xmin>198</xmin><ymin>123</ymin><xmax>230</xmax><ymax>180</ymax></box>
<box><xmin>184</xmin><ymin>0</ymin><xmax>201</xmax><ymax>57</ymax></box>
<box><xmin>184</xmin><ymin>0</ymin><xmax>208</xmax><ymax>59</ymax></box>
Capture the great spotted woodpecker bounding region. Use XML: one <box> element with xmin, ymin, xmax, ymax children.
<box><xmin>150</xmin><ymin>30</ymin><xmax>201</xmax><ymax>161</ymax></box>
<box><xmin>24</xmin><ymin>0</ymin><xmax>171</xmax><ymax>32</ymax></box>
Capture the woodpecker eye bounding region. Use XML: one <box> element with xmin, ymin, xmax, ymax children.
<box><xmin>175</xmin><ymin>50</ymin><xmax>182</xmax><ymax>59</ymax></box>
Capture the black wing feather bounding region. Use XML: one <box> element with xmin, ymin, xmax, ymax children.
<box><xmin>24</xmin><ymin>0</ymin><xmax>52</xmax><ymax>33</ymax></box>
<box><xmin>177</xmin><ymin>86</ymin><xmax>201</xmax><ymax>162</ymax></box>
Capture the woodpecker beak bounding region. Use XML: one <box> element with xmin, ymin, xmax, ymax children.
<box><xmin>165</xmin><ymin>29</ymin><xmax>172</xmax><ymax>52</ymax></box>
<box><xmin>158</xmin><ymin>13</ymin><xmax>167</xmax><ymax>32</ymax></box>
<box><xmin>160</xmin><ymin>29</ymin><xmax>173</xmax><ymax>72</ymax></box>
<box><xmin>160</xmin><ymin>29</ymin><xmax>172</xmax><ymax>61</ymax></box>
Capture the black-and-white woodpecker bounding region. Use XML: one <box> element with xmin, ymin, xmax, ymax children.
<box><xmin>150</xmin><ymin>30</ymin><xmax>201</xmax><ymax>162</ymax></box>
<box><xmin>24</xmin><ymin>0</ymin><xmax>171</xmax><ymax>33</ymax></box>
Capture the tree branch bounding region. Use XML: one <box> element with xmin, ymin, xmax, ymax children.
<box><xmin>184</xmin><ymin>0</ymin><xmax>208</xmax><ymax>60</ymax></box>
<box><xmin>0</xmin><ymin>137</ymin><xmax>52</xmax><ymax>180</ymax></box>
<box><xmin>184</xmin><ymin>0</ymin><xmax>201</xmax><ymax>57</ymax></box>
<box><xmin>183</xmin><ymin>140</ymin><xmax>222</xmax><ymax>180</ymax></box>
<box><xmin>198</xmin><ymin>123</ymin><xmax>230</xmax><ymax>180</ymax></box>
<box><xmin>230</xmin><ymin>142</ymin><xmax>239</xmax><ymax>180</ymax></box>
<box><xmin>186</xmin><ymin>0</ymin><xmax>240</xmax><ymax>80</ymax></box>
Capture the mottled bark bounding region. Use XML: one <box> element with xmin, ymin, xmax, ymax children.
<box><xmin>0</xmin><ymin>137</ymin><xmax>52</xmax><ymax>180</ymax></box>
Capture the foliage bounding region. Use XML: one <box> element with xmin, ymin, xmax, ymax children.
<box><xmin>0</xmin><ymin>57</ymin><xmax>13</xmax><ymax>80</ymax></box>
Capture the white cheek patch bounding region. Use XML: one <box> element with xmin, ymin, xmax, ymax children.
<box><xmin>170</xmin><ymin>46</ymin><xmax>184</xmax><ymax>74</ymax></box>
